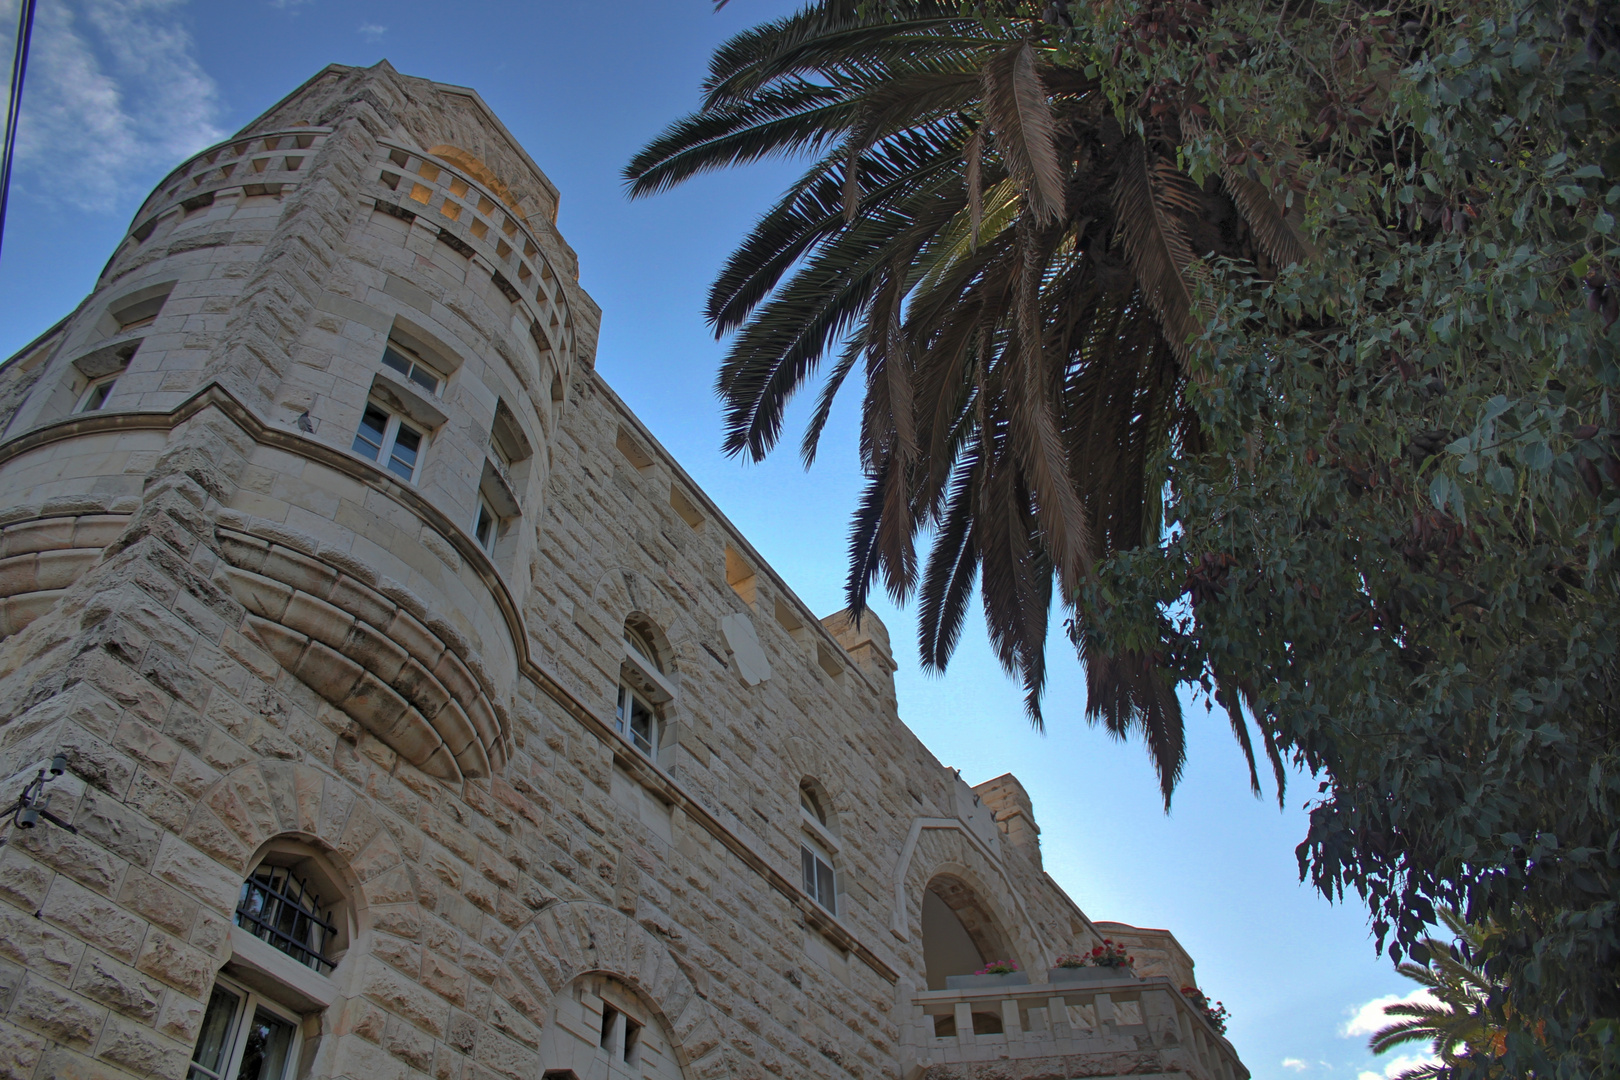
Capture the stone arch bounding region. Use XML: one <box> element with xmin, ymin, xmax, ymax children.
<box><xmin>589</xmin><ymin>567</ymin><xmax>694</xmax><ymax>678</ymax></box>
<box><xmin>179</xmin><ymin>758</ymin><xmax>420</xmax><ymax>939</ymax></box>
<box><xmin>781</xmin><ymin>734</ymin><xmax>850</xmax><ymax>818</ymax></box>
<box><xmin>490</xmin><ymin>901</ymin><xmax>728</xmax><ymax>1079</ymax></box>
<box><xmin>897</xmin><ymin>825</ymin><xmax>1048</xmax><ymax>976</ymax></box>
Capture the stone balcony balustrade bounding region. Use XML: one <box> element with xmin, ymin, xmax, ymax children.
<box><xmin>901</xmin><ymin>973</ymin><xmax>1249</xmax><ymax>1080</ymax></box>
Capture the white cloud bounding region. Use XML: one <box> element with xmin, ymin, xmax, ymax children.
<box><xmin>1342</xmin><ymin>989</ymin><xmax>1437</xmax><ymax>1038</ymax></box>
<box><xmin>1282</xmin><ymin>1060</ymin><xmax>1310</xmax><ymax>1072</ymax></box>
<box><xmin>1</xmin><ymin>0</ymin><xmax>223</xmax><ymax>212</ymax></box>
<box><xmin>358</xmin><ymin>21</ymin><xmax>385</xmax><ymax>41</ymax></box>
<box><xmin>1357</xmin><ymin>1052</ymin><xmax>1439</xmax><ymax>1080</ymax></box>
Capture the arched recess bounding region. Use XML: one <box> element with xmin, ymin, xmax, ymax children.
<box><xmin>921</xmin><ymin>872</ymin><xmax>1013</xmax><ymax>990</ymax></box>
<box><xmin>896</xmin><ymin>825</ymin><xmax>1048</xmax><ymax>980</ymax></box>
<box><xmin>179</xmin><ymin>759</ymin><xmax>422</xmax><ymax>961</ymax></box>
<box><xmin>489</xmin><ymin>901</ymin><xmax>730</xmax><ymax>1080</ymax></box>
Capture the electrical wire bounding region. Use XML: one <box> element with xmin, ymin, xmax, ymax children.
<box><xmin>0</xmin><ymin>0</ymin><xmax>40</xmax><ymax>266</ymax></box>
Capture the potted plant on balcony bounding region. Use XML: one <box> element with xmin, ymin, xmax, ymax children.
<box><xmin>1180</xmin><ymin>986</ymin><xmax>1229</xmax><ymax>1035</ymax></box>
<box><xmin>1048</xmin><ymin>941</ymin><xmax>1139</xmax><ymax>983</ymax></box>
<box><xmin>944</xmin><ymin>960</ymin><xmax>1030</xmax><ymax>990</ymax></box>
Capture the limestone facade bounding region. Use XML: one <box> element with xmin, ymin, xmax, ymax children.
<box><xmin>0</xmin><ymin>63</ymin><xmax>1246</xmax><ymax>1080</ymax></box>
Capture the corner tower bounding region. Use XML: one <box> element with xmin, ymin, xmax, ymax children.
<box><xmin>0</xmin><ymin>62</ymin><xmax>596</xmax><ymax>782</ymax></box>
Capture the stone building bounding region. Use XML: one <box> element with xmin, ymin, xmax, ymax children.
<box><xmin>0</xmin><ymin>63</ymin><xmax>1247</xmax><ymax>1080</ymax></box>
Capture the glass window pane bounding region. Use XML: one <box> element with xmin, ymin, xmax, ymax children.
<box><xmin>387</xmin><ymin>424</ymin><xmax>421</xmax><ymax>479</ymax></box>
<box><xmin>816</xmin><ymin>858</ymin><xmax>837</xmax><ymax>913</ymax></box>
<box><xmin>475</xmin><ymin>504</ymin><xmax>494</xmax><ymax>548</ymax></box>
<box><xmin>801</xmin><ymin>847</ymin><xmax>816</xmax><ymax>897</ymax></box>
<box><xmin>615</xmin><ymin>685</ymin><xmax>628</xmax><ymax>735</ymax></box>
<box><xmin>407</xmin><ymin>366</ymin><xmax>439</xmax><ymax>393</ymax></box>
<box><xmin>630</xmin><ymin>697</ymin><xmax>654</xmax><ymax>757</ymax></box>
<box><xmin>188</xmin><ymin>985</ymin><xmax>242</xmax><ymax>1080</ymax></box>
<box><xmin>233</xmin><ymin>1008</ymin><xmax>295</xmax><ymax>1080</ymax></box>
<box><xmin>352</xmin><ymin>406</ymin><xmax>387</xmax><ymax>461</ymax></box>
<box><xmin>381</xmin><ymin>346</ymin><xmax>412</xmax><ymax>378</ymax></box>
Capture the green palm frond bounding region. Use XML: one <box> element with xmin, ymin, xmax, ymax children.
<box><xmin>626</xmin><ymin>0</ymin><xmax>1295</xmax><ymax>802</ymax></box>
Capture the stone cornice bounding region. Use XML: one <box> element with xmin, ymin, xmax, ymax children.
<box><xmin>0</xmin><ymin>384</ymin><xmax>901</xmax><ymax>984</ymax></box>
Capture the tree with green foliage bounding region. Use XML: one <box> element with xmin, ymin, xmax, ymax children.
<box><xmin>1370</xmin><ymin>909</ymin><xmax>1515</xmax><ymax>1077</ymax></box>
<box><xmin>630</xmin><ymin>1</ymin><xmax>1620</xmax><ymax>1072</ymax></box>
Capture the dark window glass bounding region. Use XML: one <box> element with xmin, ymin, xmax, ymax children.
<box><xmin>187</xmin><ymin>985</ymin><xmax>242</xmax><ymax>1080</ymax></box>
<box><xmin>352</xmin><ymin>406</ymin><xmax>387</xmax><ymax>461</ymax></box>
<box><xmin>388</xmin><ymin>424</ymin><xmax>422</xmax><ymax>479</ymax></box>
<box><xmin>381</xmin><ymin>346</ymin><xmax>412</xmax><ymax>379</ymax></box>
<box><xmin>475</xmin><ymin>502</ymin><xmax>495</xmax><ymax>550</ymax></box>
<box><xmin>599</xmin><ymin>1005</ymin><xmax>618</xmax><ymax>1049</ymax></box>
<box><xmin>233</xmin><ymin>1008</ymin><xmax>295</xmax><ymax>1080</ymax></box>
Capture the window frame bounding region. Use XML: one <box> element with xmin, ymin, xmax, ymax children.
<box><xmin>473</xmin><ymin>494</ymin><xmax>500</xmax><ymax>554</ymax></box>
<box><xmin>615</xmin><ymin>681</ymin><xmax>659</xmax><ymax>762</ymax></box>
<box><xmin>76</xmin><ymin>373</ymin><xmax>120</xmax><ymax>413</ymax></box>
<box><xmin>351</xmin><ymin>400</ymin><xmax>427</xmax><ymax>483</ymax></box>
<box><xmin>187</xmin><ymin>973</ymin><xmax>303</xmax><ymax>1080</ymax></box>
<box><xmin>380</xmin><ymin>341</ymin><xmax>445</xmax><ymax>397</ymax></box>
<box><xmin>800</xmin><ymin>832</ymin><xmax>838</xmax><ymax>916</ymax></box>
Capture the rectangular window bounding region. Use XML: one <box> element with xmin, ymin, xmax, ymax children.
<box><xmin>801</xmin><ymin>841</ymin><xmax>836</xmax><ymax>915</ymax></box>
<box><xmin>381</xmin><ymin>343</ymin><xmax>443</xmax><ymax>396</ymax></box>
<box><xmin>188</xmin><ymin>976</ymin><xmax>300</xmax><ymax>1080</ymax></box>
<box><xmin>473</xmin><ymin>496</ymin><xmax>499</xmax><ymax>554</ymax></box>
<box><xmin>615</xmin><ymin>683</ymin><xmax>657</xmax><ymax>761</ymax></box>
<box><xmin>351</xmin><ymin>402</ymin><xmax>426</xmax><ymax>482</ymax></box>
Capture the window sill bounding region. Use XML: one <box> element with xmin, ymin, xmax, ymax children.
<box><xmin>225</xmin><ymin>924</ymin><xmax>338</xmax><ymax>1013</ymax></box>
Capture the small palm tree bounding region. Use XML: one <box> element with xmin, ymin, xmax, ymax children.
<box><xmin>1369</xmin><ymin>909</ymin><xmax>1509</xmax><ymax>1078</ymax></box>
<box><xmin>626</xmin><ymin>0</ymin><xmax>1308</xmax><ymax>803</ymax></box>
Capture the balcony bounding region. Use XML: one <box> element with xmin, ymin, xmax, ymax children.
<box><xmin>901</xmin><ymin>973</ymin><xmax>1248</xmax><ymax>1080</ymax></box>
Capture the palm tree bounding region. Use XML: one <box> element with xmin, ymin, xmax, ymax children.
<box><xmin>1368</xmin><ymin>908</ymin><xmax>1510</xmax><ymax>1078</ymax></box>
<box><xmin>625</xmin><ymin>0</ymin><xmax>1308</xmax><ymax>802</ymax></box>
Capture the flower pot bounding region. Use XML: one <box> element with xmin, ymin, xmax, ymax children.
<box><xmin>944</xmin><ymin>971</ymin><xmax>1030</xmax><ymax>990</ymax></box>
<box><xmin>1048</xmin><ymin>965</ymin><xmax>1136</xmax><ymax>984</ymax></box>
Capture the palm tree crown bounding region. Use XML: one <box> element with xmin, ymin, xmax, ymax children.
<box><xmin>625</xmin><ymin>0</ymin><xmax>1305</xmax><ymax>802</ymax></box>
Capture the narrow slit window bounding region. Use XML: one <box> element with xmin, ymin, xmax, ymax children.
<box><xmin>77</xmin><ymin>374</ymin><xmax>119</xmax><ymax>413</ymax></box>
<box><xmin>474</xmin><ymin>496</ymin><xmax>499</xmax><ymax>554</ymax></box>
<box><xmin>599</xmin><ymin>1005</ymin><xmax>618</xmax><ymax>1050</ymax></box>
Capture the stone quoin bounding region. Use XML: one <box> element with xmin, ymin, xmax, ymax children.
<box><xmin>0</xmin><ymin>62</ymin><xmax>1248</xmax><ymax>1080</ymax></box>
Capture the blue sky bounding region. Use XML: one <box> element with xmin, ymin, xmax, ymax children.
<box><xmin>0</xmin><ymin>2</ymin><xmax>1436</xmax><ymax>1076</ymax></box>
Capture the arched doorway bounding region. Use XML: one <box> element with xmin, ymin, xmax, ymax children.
<box><xmin>921</xmin><ymin>874</ymin><xmax>1015</xmax><ymax>991</ymax></box>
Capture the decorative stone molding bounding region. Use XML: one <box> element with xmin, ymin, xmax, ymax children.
<box><xmin>213</xmin><ymin>525</ymin><xmax>509</xmax><ymax>782</ymax></box>
<box><xmin>0</xmin><ymin>513</ymin><xmax>130</xmax><ymax>639</ymax></box>
<box><xmin>181</xmin><ymin>759</ymin><xmax>415</xmax><ymax>926</ymax></box>
<box><xmin>495</xmin><ymin>901</ymin><xmax>730</xmax><ymax>1080</ymax></box>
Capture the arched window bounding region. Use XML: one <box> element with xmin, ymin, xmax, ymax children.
<box><xmin>618</xmin><ymin>618</ymin><xmax>675</xmax><ymax>762</ymax></box>
<box><xmin>538</xmin><ymin>974</ymin><xmax>684</xmax><ymax>1080</ymax></box>
<box><xmin>798</xmin><ymin>779</ymin><xmax>839</xmax><ymax>916</ymax></box>
<box><xmin>189</xmin><ymin>841</ymin><xmax>355</xmax><ymax>1080</ymax></box>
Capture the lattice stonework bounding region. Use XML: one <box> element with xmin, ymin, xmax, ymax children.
<box><xmin>372</xmin><ymin>140</ymin><xmax>575</xmax><ymax>366</ymax></box>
